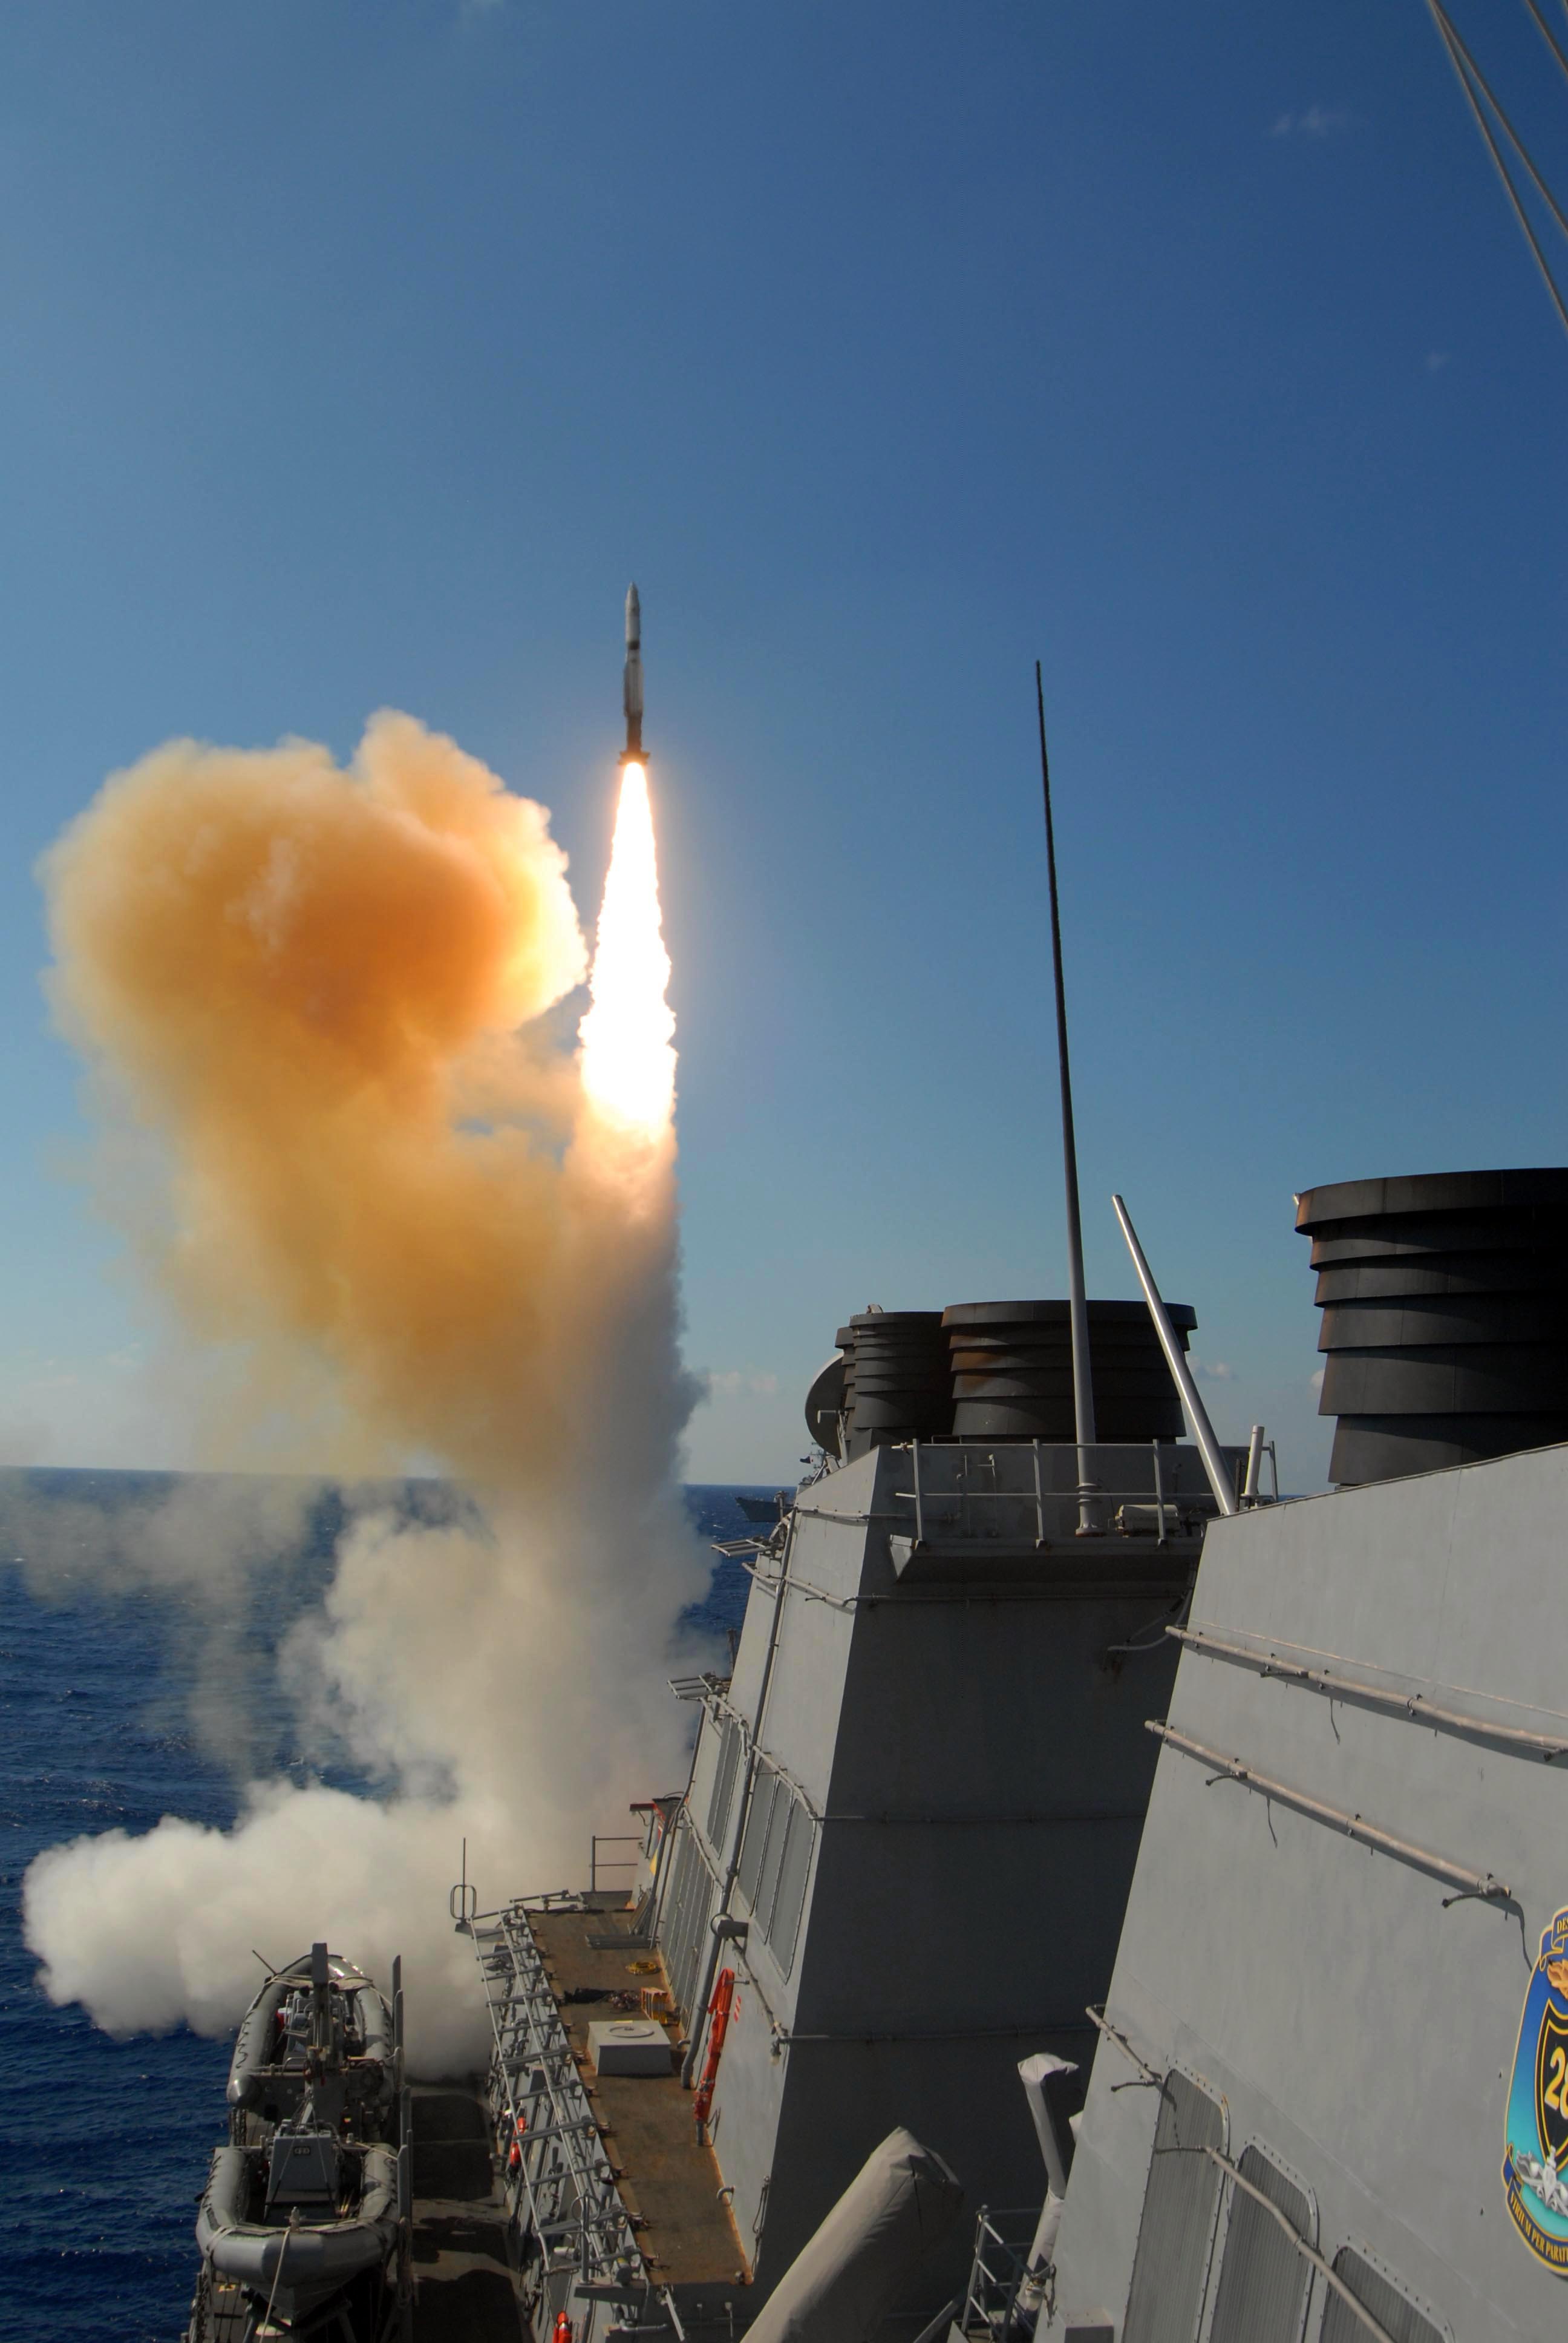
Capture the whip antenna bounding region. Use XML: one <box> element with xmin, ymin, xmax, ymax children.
<box><xmin>1035</xmin><ymin>664</ymin><xmax>1099</xmax><ymax>1530</ymax></box>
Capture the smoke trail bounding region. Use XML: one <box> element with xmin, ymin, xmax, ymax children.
<box><xmin>21</xmin><ymin>715</ymin><xmax>707</xmax><ymax>2068</ymax></box>
<box><xmin>2</xmin><ymin>1470</ymin><xmax>329</xmax><ymax>1779</ymax></box>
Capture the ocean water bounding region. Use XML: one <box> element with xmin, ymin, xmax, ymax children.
<box><xmin>0</xmin><ymin>1474</ymin><xmax>763</xmax><ymax>2343</ymax></box>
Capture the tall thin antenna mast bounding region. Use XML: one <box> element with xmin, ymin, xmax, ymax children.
<box><xmin>1036</xmin><ymin>664</ymin><xmax>1098</xmax><ymax>1527</ymax></box>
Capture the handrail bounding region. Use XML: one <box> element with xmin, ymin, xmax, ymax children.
<box><xmin>589</xmin><ymin>1834</ymin><xmax>642</xmax><ymax>1892</ymax></box>
<box><xmin>471</xmin><ymin>1909</ymin><xmax>645</xmax><ymax>2295</ymax></box>
<box><xmin>1204</xmin><ymin>2147</ymin><xmax>1397</xmax><ymax>2343</ymax></box>
<box><xmin>1082</xmin><ymin>2007</ymin><xmax>1401</xmax><ymax>2343</ymax></box>
<box><xmin>1148</xmin><ymin>1719</ymin><xmax>1512</xmax><ymax>1905</ymax></box>
<box><xmin>1170</xmin><ymin>1623</ymin><xmax>1568</xmax><ymax>1761</ymax></box>
<box><xmin>893</xmin><ymin>1437</ymin><xmax>1236</xmax><ymax>1552</ymax></box>
<box><xmin>959</xmin><ymin>2203</ymin><xmax>1040</xmax><ymax>2340</ymax></box>
<box><xmin>1083</xmin><ymin>2003</ymin><xmax>1162</xmax><ymax>2086</ymax></box>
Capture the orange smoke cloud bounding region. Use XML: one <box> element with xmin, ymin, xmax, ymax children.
<box><xmin>24</xmin><ymin>710</ymin><xmax>705</xmax><ymax>2067</ymax></box>
<box><xmin>38</xmin><ymin>712</ymin><xmax>679</xmax><ymax>1487</ymax></box>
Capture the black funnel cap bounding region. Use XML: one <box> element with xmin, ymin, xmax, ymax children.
<box><xmin>1298</xmin><ymin>1168</ymin><xmax>1568</xmax><ymax>1483</ymax></box>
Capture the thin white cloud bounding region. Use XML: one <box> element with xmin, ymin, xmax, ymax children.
<box><xmin>1272</xmin><ymin>105</ymin><xmax>1353</xmax><ymax>139</ymax></box>
<box><xmin>1192</xmin><ymin>1358</ymin><xmax>1234</xmax><ymax>1383</ymax></box>
<box><xmin>1310</xmin><ymin>1367</ymin><xmax>1326</xmax><ymax>1394</ymax></box>
<box><xmin>704</xmin><ymin>1368</ymin><xmax>780</xmax><ymax>1402</ymax></box>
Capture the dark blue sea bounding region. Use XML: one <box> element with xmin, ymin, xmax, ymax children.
<box><xmin>0</xmin><ymin>1472</ymin><xmax>764</xmax><ymax>2343</ymax></box>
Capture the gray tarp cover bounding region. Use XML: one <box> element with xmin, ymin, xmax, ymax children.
<box><xmin>743</xmin><ymin>2128</ymin><xmax>964</xmax><ymax>2343</ymax></box>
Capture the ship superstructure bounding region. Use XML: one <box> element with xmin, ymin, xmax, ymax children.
<box><xmin>461</xmin><ymin>1275</ymin><xmax>1261</xmax><ymax>2343</ymax></box>
<box><xmin>1040</xmin><ymin>1434</ymin><xmax>1568</xmax><ymax>2343</ymax></box>
<box><xmin>446</xmin><ymin>598</ymin><xmax>1273</xmax><ymax>2343</ymax></box>
<box><xmin>1031</xmin><ymin>1168</ymin><xmax>1568</xmax><ymax>2343</ymax></box>
<box><xmin>652</xmin><ymin>1426</ymin><xmax>1242</xmax><ymax>2312</ymax></box>
<box><xmin>438</xmin><ymin>621</ymin><xmax>1568</xmax><ymax>2343</ymax></box>
<box><xmin>465</xmin><ymin>1166</ymin><xmax>1568</xmax><ymax>2343</ymax></box>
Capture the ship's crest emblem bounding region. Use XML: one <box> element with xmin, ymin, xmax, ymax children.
<box><xmin>1503</xmin><ymin>1907</ymin><xmax>1568</xmax><ymax>2272</ymax></box>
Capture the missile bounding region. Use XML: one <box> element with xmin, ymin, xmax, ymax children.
<box><xmin>622</xmin><ymin>582</ymin><xmax>644</xmax><ymax>764</ymax></box>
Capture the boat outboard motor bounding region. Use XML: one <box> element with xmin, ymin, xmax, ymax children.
<box><xmin>742</xmin><ymin>2128</ymin><xmax>964</xmax><ymax>2343</ymax></box>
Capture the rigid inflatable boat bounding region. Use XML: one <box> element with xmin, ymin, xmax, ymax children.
<box><xmin>194</xmin><ymin>2135</ymin><xmax>400</xmax><ymax>2328</ymax></box>
<box><xmin>186</xmin><ymin>1943</ymin><xmax>407</xmax><ymax>2341</ymax></box>
<box><xmin>226</xmin><ymin>1946</ymin><xmax>396</xmax><ymax>2137</ymax></box>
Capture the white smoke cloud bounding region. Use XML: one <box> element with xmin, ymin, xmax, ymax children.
<box><xmin>21</xmin><ymin>716</ymin><xmax>711</xmax><ymax>2073</ymax></box>
<box><xmin>23</xmin><ymin>1489</ymin><xmax>707</xmax><ymax>2071</ymax></box>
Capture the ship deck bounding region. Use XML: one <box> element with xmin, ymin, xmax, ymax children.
<box><xmin>529</xmin><ymin>1906</ymin><xmax>749</xmax><ymax>2289</ymax></box>
<box><xmin>409</xmin><ymin>2077</ymin><xmax>526</xmax><ymax>2341</ymax></box>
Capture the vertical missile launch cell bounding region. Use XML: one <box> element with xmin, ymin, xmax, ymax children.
<box><xmin>623</xmin><ymin>583</ymin><xmax>644</xmax><ymax>762</ymax></box>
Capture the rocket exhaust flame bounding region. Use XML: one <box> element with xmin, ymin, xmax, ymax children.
<box><xmin>579</xmin><ymin>762</ymin><xmax>676</xmax><ymax>1140</ymax></box>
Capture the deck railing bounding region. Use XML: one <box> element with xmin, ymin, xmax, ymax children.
<box><xmin>588</xmin><ymin>1832</ymin><xmax>642</xmax><ymax>1893</ymax></box>
<box><xmin>959</xmin><ymin>2204</ymin><xmax>1042</xmax><ymax>2340</ymax></box>
<box><xmin>892</xmin><ymin>1438</ymin><xmax>1271</xmax><ymax>1549</ymax></box>
<box><xmin>469</xmin><ymin>1904</ymin><xmax>646</xmax><ymax>2300</ymax></box>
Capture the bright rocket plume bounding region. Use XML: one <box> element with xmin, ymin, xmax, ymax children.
<box><xmin>20</xmin><ymin>711</ymin><xmax>705</xmax><ymax>2068</ymax></box>
<box><xmin>580</xmin><ymin>764</ymin><xmax>676</xmax><ymax>1139</ymax></box>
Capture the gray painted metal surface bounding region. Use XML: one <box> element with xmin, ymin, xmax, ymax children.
<box><xmin>740</xmin><ymin>2129</ymin><xmax>964</xmax><ymax>2343</ymax></box>
<box><xmin>660</xmin><ymin>1438</ymin><xmax>1230</xmax><ymax>2318</ymax></box>
<box><xmin>1318</xmin><ymin>2249</ymin><xmax>1445</xmax><ymax>2343</ymax></box>
<box><xmin>1206</xmin><ymin>2147</ymin><xmax>1313</xmax><ymax>2343</ymax></box>
<box><xmin>1120</xmin><ymin>2074</ymin><xmax>1224</xmax><ymax>2343</ymax></box>
<box><xmin>1045</xmin><ymin>1439</ymin><xmax>1568</xmax><ymax>2342</ymax></box>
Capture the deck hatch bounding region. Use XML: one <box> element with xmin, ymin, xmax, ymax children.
<box><xmin>1206</xmin><ymin>2146</ymin><xmax>1313</xmax><ymax>2343</ymax></box>
<box><xmin>1318</xmin><ymin>2248</ymin><xmax>1446</xmax><ymax>2343</ymax></box>
<box><xmin>1122</xmin><ymin>2071</ymin><xmax>1225</xmax><ymax>2343</ymax></box>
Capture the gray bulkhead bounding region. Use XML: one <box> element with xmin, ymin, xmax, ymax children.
<box><xmin>659</xmin><ymin>1437</ymin><xmax>1229</xmax><ymax>2322</ymax></box>
<box><xmin>1044</xmin><ymin>1439</ymin><xmax>1568</xmax><ymax>2342</ymax></box>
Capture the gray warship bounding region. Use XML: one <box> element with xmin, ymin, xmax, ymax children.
<box><xmin>391</xmin><ymin>479</ymin><xmax>1568</xmax><ymax>2340</ymax></box>
<box><xmin>248</xmin><ymin>43</ymin><xmax>1568</xmax><ymax>2304</ymax></box>
<box><xmin>402</xmin><ymin>647</ymin><xmax>1568</xmax><ymax>2343</ymax></box>
<box><xmin>197</xmin><ymin>721</ymin><xmax>1568</xmax><ymax>2343</ymax></box>
<box><xmin>433</xmin><ymin>1165</ymin><xmax>1568</xmax><ymax>2343</ymax></box>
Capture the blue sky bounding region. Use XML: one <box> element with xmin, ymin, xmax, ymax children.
<box><xmin>0</xmin><ymin>0</ymin><xmax>1563</xmax><ymax>1486</ymax></box>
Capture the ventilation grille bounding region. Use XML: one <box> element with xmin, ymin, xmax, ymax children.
<box><xmin>1122</xmin><ymin>2071</ymin><xmax>1225</xmax><ymax>2343</ymax></box>
<box><xmin>736</xmin><ymin>1759</ymin><xmax>818</xmax><ymax>1978</ymax></box>
<box><xmin>1207</xmin><ymin>2146</ymin><xmax>1312</xmax><ymax>2343</ymax></box>
<box><xmin>706</xmin><ymin>1715</ymin><xmax>743</xmax><ymax>1851</ymax></box>
<box><xmin>1319</xmin><ymin>2247</ymin><xmax>1446</xmax><ymax>2343</ymax></box>
<box><xmin>659</xmin><ymin>1827</ymin><xmax>714</xmax><ymax>2020</ymax></box>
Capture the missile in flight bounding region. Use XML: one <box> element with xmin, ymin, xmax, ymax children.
<box><xmin>622</xmin><ymin>583</ymin><xmax>644</xmax><ymax>764</ymax></box>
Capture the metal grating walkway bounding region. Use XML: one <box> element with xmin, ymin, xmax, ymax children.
<box><xmin>473</xmin><ymin>1906</ymin><xmax>648</xmax><ymax>2301</ymax></box>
